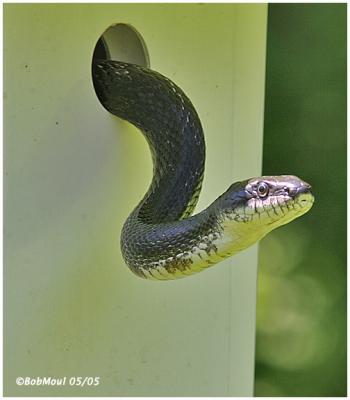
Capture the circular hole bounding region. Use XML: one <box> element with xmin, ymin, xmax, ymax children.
<box><xmin>92</xmin><ymin>23</ymin><xmax>149</xmax><ymax>67</ymax></box>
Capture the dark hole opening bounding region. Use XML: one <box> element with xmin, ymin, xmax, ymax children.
<box><xmin>92</xmin><ymin>37</ymin><xmax>109</xmax><ymax>61</ymax></box>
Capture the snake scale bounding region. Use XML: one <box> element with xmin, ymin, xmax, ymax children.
<box><xmin>92</xmin><ymin>59</ymin><xmax>314</xmax><ymax>280</ymax></box>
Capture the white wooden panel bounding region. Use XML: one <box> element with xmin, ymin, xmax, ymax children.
<box><xmin>4</xmin><ymin>4</ymin><xmax>267</xmax><ymax>396</ymax></box>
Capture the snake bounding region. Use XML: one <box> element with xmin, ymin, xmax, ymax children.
<box><xmin>92</xmin><ymin>59</ymin><xmax>314</xmax><ymax>280</ymax></box>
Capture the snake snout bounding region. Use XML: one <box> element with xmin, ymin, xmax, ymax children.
<box><xmin>298</xmin><ymin>181</ymin><xmax>312</xmax><ymax>195</ymax></box>
<box><xmin>290</xmin><ymin>179</ymin><xmax>314</xmax><ymax>207</ymax></box>
<box><xmin>288</xmin><ymin>181</ymin><xmax>312</xmax><ymax>198</ymax></box>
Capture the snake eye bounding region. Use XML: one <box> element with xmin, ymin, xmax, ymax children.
<box><xmin>257</xmin><ymin>182</ymin><xmax>269</xmax><ymax>198</ymax></box>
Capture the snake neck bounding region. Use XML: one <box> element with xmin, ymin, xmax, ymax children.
<box><xmin>121</xmin><ymin>197</ymin><xmax>264</xmax><ymax>280</ymax></box>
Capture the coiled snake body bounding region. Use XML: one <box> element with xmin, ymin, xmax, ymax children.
<box><xmin>92</xmin><ymin>60</ymin><xmax>314</xmax><ymax>280</ymax></box>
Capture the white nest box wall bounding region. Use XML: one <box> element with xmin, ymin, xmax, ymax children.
<box><xmin>4</xmin><ymin>4</ymin><xmax>267</xmax><ymax>396</ymax></box>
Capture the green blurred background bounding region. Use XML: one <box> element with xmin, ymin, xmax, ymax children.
<box><xmin>255</xmin><ymin>4</ymin><xmax>346</xmax><ymax>397</ymax></box>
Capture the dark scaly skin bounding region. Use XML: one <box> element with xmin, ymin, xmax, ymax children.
<box><xmin>92</xmin><ymin>60</ymin><xmax>314</xmax><ymax>280</ymax></box>
<box><xmin>92</xmin><ymin>60</ymin><xmax>208</xmax><ymax>278</ymax></box>
<box><xmin>92</xmin><ymin>61</ymin><xmax>205</xmax><ymax>220</ymax></box>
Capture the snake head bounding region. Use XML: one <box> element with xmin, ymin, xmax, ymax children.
<box><xmin>242</xmin><ymin>175</ymin><xmax>314</xmax><ymax>228</ymax></box>
<box><xmin>203</xmin><ymin>175</ymin><xmax>314</xmax><ymax>260</ymax></box>
<box><xmin>218</xmin><ymin>175</ymin><xmax>314</xmax><ymax>233</ymax></box>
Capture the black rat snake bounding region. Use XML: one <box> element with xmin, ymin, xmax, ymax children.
<box><xmin>92</xmin><ymin>59</ymin><xmax>314</xmax><ymax>280</ymax></box>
